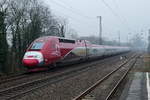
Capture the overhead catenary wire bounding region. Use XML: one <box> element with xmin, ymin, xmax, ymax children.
<box><xmin>97</xmin><ymin>0</ymin><xmax>131</xmax><ymax>31</ymax></box>
<box><xmin>49</xmin><ymin>0</ymin><xmax>96</xmax><ymax>32</ymax></box>
<box><xmin>112</xmin><ymin>0</ymin><xmax>136</xmax><ymax>33</ymax></box>
<box><xmin>51</xmin><ymin>8</ymin><xmax>95</xmax><ymax>30</ymax></box>
<box><xmin>50</xmin><ymin>0</ymin><xmax>95</xmax><ymax>20</ymax></box>
<box><xmin>53</xmin><ymin>0</ymin><xmax>95</xmax><ymax>19</ymax></box>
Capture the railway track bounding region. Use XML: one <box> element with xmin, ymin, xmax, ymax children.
<box><xmin>73</xmin><ymin>54</ymin><xmax>138</xmax><ymax>100</ymax></box>
<box><xmin>0</xmin><ymin>52</ymin><xmax>133</xmax><ymax>100</ymax></box>
<box><xmin>0</xmin><ymin>53</ymin><xmax>128</xmax><ymax>86</ymax></box>
<box><xmin>0</xmin><ymin>74</ymin><xmax>28</xmax><ymax>84</ymax></box>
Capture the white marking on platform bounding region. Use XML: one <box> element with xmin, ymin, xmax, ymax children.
<box><xmin>146</xmin><ymin>72</ymin><xmax>150</xmax><ymax>100</ymax></box>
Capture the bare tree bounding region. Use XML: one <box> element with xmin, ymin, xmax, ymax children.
<box><xmin>0</xmin><ymin>0</ymin><xmax>76</xmax><ymax>74</ymax></box>
<box><xmin>0</xmin><ymin>0</ymin><xmax>9</xmax><ymax>73</ymax></box>
<box><xmin>57</xmin><ymin>18</ymin><xmax>68</xmax><ymax>37</ymax></box>
<box><xmin>66</xmin><ymin>28</ymin><xmax>78</xmax><ymax>39</ymax></box>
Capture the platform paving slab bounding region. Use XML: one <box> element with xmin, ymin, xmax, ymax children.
<box><xmin>119</xmin><ymin>72</ymin><xmax>148</xmax><ymax>100</ymax></box>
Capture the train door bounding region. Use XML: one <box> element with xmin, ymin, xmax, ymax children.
<box><xmin>50</xmin><ymin>39</ymin><xmax>61</xmax><ymax>59</ymax></box>
<box><xmin>84</xmin><ymin>40</ymin><xmax>92</xmax><ymax>58</ymax></box>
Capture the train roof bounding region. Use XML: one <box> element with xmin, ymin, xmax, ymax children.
<box><xmin>34</xmin><ymin>36</ymin><xmax>129</xmax><ymax>48</ymax></box>
<box><xmin>35</xmin><ymin>36</ymin><xmax>75</xmax><ymax>41</ymax></box>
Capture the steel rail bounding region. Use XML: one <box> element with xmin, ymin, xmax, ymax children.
<box><xmin>73</xmin><ymin>54</ymin><xmax>136</xmax><ymax>100</ymax></box>
<box><xmin>0</xmin><ymin>74</ymin><xmax>28</xmax><ymax>84</ymax></box>
<box><xmin>0</xmin><ymin>54</ymin><xmax>130</xmax><ymax>100</ymax></box>
<box><xmin>105</xmin><ymin>56</ymin><xmax>138</xmax><ymax>100</ymax></box>
<box><xmin>0</xmin><ymin>53</ymin><xmax>130</xmax><ymax>94</ymax></box>
<box><xmin>0</xmin><ymin>53</ymin><xmax>133</xmax><ymax>100</ymax></box>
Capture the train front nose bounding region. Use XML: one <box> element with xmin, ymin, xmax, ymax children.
<box><xmin>22</xmin><ymin>51</ymin><xmax>44</xmax><ymax>67</ymax></box>
<box><xmin>23</xmin><ymin>59</ymin><xmax>39</xmax><ymax>66</ymax></box>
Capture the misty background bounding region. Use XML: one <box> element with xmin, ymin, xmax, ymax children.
<box><xmin>0</xmin><ymin>0</ymin><xmax>148</xmax><ymax>74</ymax></box>
<box><xmin>43</xmin><ymin>0</ymin><xmax>150</xmax><ymax>42</ymax></box>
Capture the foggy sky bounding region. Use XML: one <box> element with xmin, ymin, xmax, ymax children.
<box><xmin>43</xmin><ymin>0</ymin><xmax>150</xmax><ymax>42</ymax></box>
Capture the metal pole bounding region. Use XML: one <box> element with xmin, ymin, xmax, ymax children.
<box><xmin>118</xmin><ymin>31</ymin><xmax>120</xmax><ymax>46</ymax></box>
<box><xmin>97</xmin><ymin>16</ymin><xmax>102</xmax><ymax>45</ymax></box>
<box><xmin>148</xmin><ymin>29</ymin><xmax>150</xmax><ymax>53</ymax></box>
<box><xmin>128</xmin><ymin>33</ymin><xmax>131</xmax><ymax>45</ymax></box>
<box><xmin>127</xmin><ymin>34</ymin><xmax>128</xmax><ymax>44</ymax></box>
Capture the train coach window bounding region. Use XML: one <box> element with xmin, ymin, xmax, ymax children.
<box><xmin>30</xmin><ymin>42</ymin><xmax>44</xmax><ymax>50</ymax></box>
<box><xmin>59</xmin><ymin>38</ymin><xmax>75</xmax><ymax>43</ymax></box>
<box><xmin>59</xmin><ymin>38</ymin><xmax>75</xmax><ymax>44</ymax></box>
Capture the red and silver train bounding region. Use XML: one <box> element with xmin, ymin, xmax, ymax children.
<box><xmin>22</xmin><ymin>36</ymin><xmax>130</xmax><ymax>71</ymax></box>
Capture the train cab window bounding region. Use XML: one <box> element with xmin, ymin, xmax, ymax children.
<box><xmin>30</xmin><ymin>42</ymin><xmax>44</xmax><ymax>50</ymax></box>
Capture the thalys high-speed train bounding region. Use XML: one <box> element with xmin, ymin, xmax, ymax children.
<box><xmin>22</xmin><ymin>36</ymin><xmax>130</xmax><ymax>71</ymax></box>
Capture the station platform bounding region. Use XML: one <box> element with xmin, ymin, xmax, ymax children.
<box><xmin>119</xmin><ymin>55</ymin><xmax>150</xmax><ymax>100</ymax></box>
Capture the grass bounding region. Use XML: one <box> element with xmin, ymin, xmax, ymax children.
<box><xmin>143</xmin><ymin>54</ymin><xmax>150</xmax><ymax>72</ymax></box>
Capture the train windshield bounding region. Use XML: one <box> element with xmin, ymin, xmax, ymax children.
<box><xmin>30</xmin><ymin>42</ymin><xmax>44</xmax><ymax>50</ymax></box>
